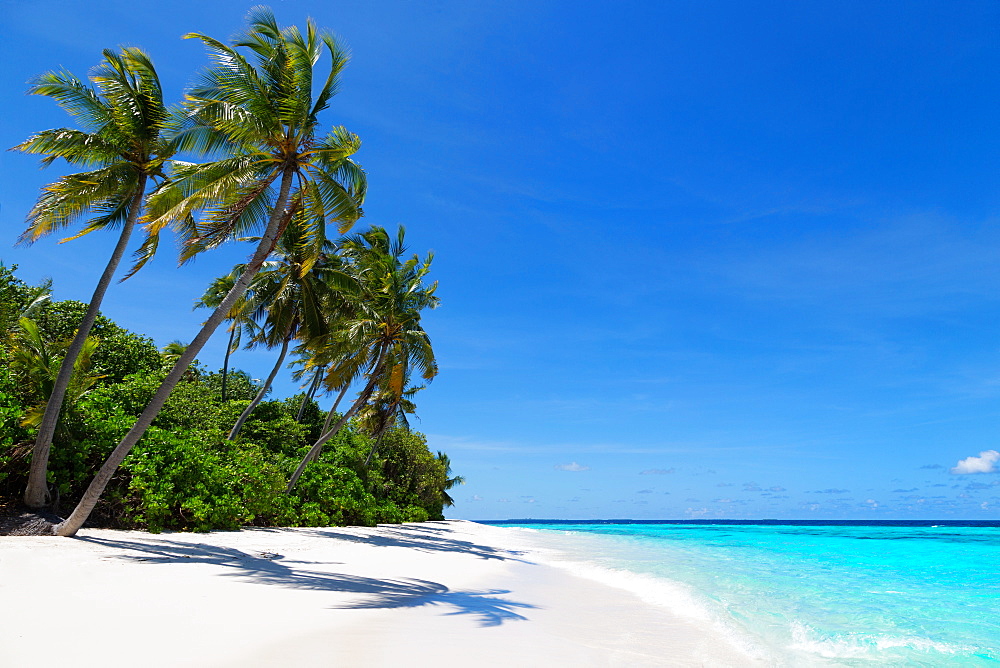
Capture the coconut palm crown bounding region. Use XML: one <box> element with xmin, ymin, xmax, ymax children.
<box><xmin>134</xmin><ymin>5</ymin><xmax>366</xmax><ymax>273</ymax></box>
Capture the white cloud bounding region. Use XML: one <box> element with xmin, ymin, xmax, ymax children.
<box><xmin>951</xmin><ymin>450</ymin><xmax>1000</xmax><ymax>474</ymax></box>
<box><xmin>554</xmin><ymin>462</ymin><xmax>590</xmax><ymax>472</ymax></box>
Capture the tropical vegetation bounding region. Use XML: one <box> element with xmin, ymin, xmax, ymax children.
<box><xmin>1</xmin><ymin>7</ymin><xmax>459</xmax><ymax>535</ymax></box>
<box><xmin>0</xmin><ymin>264</ymin><xmax>453</xmax><ymax>531</ymax></box>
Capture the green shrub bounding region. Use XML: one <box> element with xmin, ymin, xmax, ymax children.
<box><xmin>34</xmin><ymin>300</ymin><xmax>162</xmax><ymax>383</ymax></box>
<box><xmin>123</xmin><ymin>428</ymin><xmax>285</xmax><ymax>532</ymax></box>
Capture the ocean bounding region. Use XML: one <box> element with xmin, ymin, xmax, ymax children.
<box><xmin>486</xmin><ymin>520</ymin><xmax>1000</xmax><ymax>666</ymax></box>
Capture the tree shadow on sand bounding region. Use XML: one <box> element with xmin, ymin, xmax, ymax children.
<box><xmin>269</xmin><ymin>523</ymin><xmax>530</xmax><ymax>561</ymax></box>
<box><xmin>76</xmin><ymin>534</ymin><xmax>537</xmax><ymax>627</ymax></box>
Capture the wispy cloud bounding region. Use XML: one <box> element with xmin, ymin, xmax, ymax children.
<box><xmin>952</xmin><ymin>450</ymin><xmax>1000</xmax><ymax>474</ymax></box>
<box><xmin>554</xmin><ymin>462</ymin><xmax>590</xmax><ymax>472</ymax></box>
<box><xmin>640</xmin><ymin>468</ymin><xmax>675</xmax><ymax>475</ymax></box>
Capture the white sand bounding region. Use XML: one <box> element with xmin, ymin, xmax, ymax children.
<box><xmin>0</xmin><ymin>521</ymin><xmax>759</xmax><ymax>667</ymax></box>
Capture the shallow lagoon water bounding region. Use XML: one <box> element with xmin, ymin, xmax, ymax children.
<box><xmin>490</xmin><ymin>521</ymin><xmax>1000</xmax><ymax>666</ymax></box>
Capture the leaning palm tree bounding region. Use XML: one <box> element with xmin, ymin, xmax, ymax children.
<box><xmin>227</xmin><ymin>214</ymin><xmax>340</xmax><ymax>439</ymax></box>
<box><xmin>13</xmin><ymin>47</ymin><xmax>173</xmax><ymax>509</ymax></box>
<box><xmin>359</xmin><ymin>374</ymin><xmax>423</xmax><ymax>467</ymax></box>
<box><xmin>195</xmin><ymin>266</ymin><xmax>252</xmax><ymax>401</ymax></box>
<box><xmin>286</xmin><ymin>225</ymin><xmax>438</xmax><ymax>492</ymax></box>
<box><xmin>55</xmin><ymin>8</ymin><xmax>366</xmax><ymax>536</ymax></box>
<box><xmin>292</xmin><ymin>361</ymin><xmax>326</xmax><ymax>423</ymax></box>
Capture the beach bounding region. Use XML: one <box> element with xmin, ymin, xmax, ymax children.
<box><xmin>0</xmin><ymin>520</ymin><xmax>756</xmax><ymax>667</ymax></box>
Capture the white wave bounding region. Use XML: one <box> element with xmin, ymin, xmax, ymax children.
<box><xmin>504</xmin><ymin>528</ymin><xmax>773</xmax><ymax>662</ymax></box>
<box><xmin>788</xmin><ymin>621</ymin><xmax>977</xmax><ymax>660</ymax></box>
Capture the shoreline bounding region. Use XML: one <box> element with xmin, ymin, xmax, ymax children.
<box><xmin>0</xmin><ymin>520</ymin><xmax>758</xmax><ymax>667</ymax></box>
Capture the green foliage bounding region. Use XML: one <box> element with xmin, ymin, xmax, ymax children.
<box><xmin>0</xmin><ymin>264</ymin><xmax>50</xmax><ymax>336</ymax></box>
<box><xmin>202</xmin><ymin>369</ymin><xmax>261</xmax><ymax>402</ymax></box>
<box><xmin>0</xmin><ymin>239</ymin><xmax>457</xmax><ymax>531</ymax></box>
<box><xmin>372</xmin><ymin>429</ymin><xmax>449</xmax><ymax>521</ymax></box>
<box><xmin>33</xmin><ymin>300</ymin><xmax>162</xmax><ymax>382</ymax></box>
<box><xmin>123</xmin><ymin>429</ymin><xmax>285</xmax><ymax>532</ymax></box>
<box><xmin>0</xmin><ymin>354</ymin><xmax>31</xmax><ymax>491</ymax></box>
<box><xmin>8</xmin><ymin>317</ymin><xmax>104</xmax><ymax>427</ymax></box>
<box><xmin>239</xmin><ymin>401</ymin><xmax>310</xmax><ymax>457</ymax></box>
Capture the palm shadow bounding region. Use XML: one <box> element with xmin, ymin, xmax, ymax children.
<box><xmin>76</xmin><ymin>533</ymin><xmax>536</xmax><ymax>627</ymax></box>
<box><xmin>277</xmin><ymin>523</ymin><xmax>530</xmax><ymax>562</ymax></box>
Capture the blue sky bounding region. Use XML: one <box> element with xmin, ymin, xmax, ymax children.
<box><xmin>2</xmin><ymin>1</ymin><xmax>1000</xmax><ymax>519</ymax></box>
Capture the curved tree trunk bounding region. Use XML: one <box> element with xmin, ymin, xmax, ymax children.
<box><xmin>320</xmin><ymin>382</ymin><xmax>350</xmax><ymax>436</ymax></box>
<box><xmin>54</xmin><ymin>167</ymin><xmax>296</xmax><ymax>536</ymax></box>
<box><xmin>221</xmin><ymin>326</ymin><xmax>236</xmax><ymax>402</ymax></box>
<box><xmin>285</xmin><ymin>388</ymin><xmax>370</xmax><ymax>492</ymax></box>
<box><xmin>24</xmin><ymin>176</ymin><xmax>148</xmax><ymax>509</ymax></box>
<box><xmin>295</xmin><ymin>366</ymin><xmax>323</xmax><ymax>423</ymax></box>
<box><xmin>286</xmin><ymin>348</ymin><xmax>387</xmax><ymax>493</ymax></box>
<box><xmin>363</xmin><ymin>430</ymin><xmax>388</xmax><ymax>468</ymax></box>
<box><xmin>363</xmin><ymin>397</ymin><xmax>401</xmax><ymax>468</ymax></box>
<box><xmin>228</xmin><ymin>326</ymin><xmax>292</xmax><ymax>440</ymax></box>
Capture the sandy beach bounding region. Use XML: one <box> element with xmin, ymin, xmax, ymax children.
<box><xmin>0</xmin><ymin>520</ymin><xmax>759</xmax><ymax>667</ymax></box>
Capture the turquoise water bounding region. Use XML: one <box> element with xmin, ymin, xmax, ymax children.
<box><xmin>492</xmin><ymin>521</ymin><xmax>1000</xmax><ymax>666</ymax></box>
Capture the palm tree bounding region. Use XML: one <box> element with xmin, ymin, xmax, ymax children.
<box><xmin>195</xmin><ymin>267</ymin><xmax>252</xmax><ymax>401</ymax></box>
<box><xmin>436</xmin><ymin>451</ymin><xmax>465</xmax><ymax>509</ymax></box>
<box><xmin>54</xmin><ymin>9</ymin><xmax>366</xmax><ymax>536</ymax></box>
<box><xmin>286</xmin><ymin>225</ymin><xmax>438</xmax><ymax>492</ymax></box>
<box><xmin>227</xmin><ymin>214</ymin><xmax>340</xmax><ymax>439</ymax></box>
<box><xmin>13</xmin><ymin>47</ymin><xmax>173</xmax><ymax>509</ymax></box>
<box><xmin>8</xmin><ymin>318</ymin><xmax>104</xmax><ymax>429</ymax></box>
<box><xmin>293</xmin><ymin>363</ymin><xmax>325</xmax><ymax>423</ymax></box>
<box><xmin>358</xmin><ymin>371</ymin><xmax>423</xmax><ymax>467</ymax></box>
<box><xmin>160</xmin><ymin>340</ymin><xmax>188</xmax><ymax>364</ymax></box>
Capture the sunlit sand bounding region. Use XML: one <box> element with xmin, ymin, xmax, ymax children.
<box><xmin>0</xmin><ymin>521</ymin><xmax>755</xmax><ymax>667</ymax></box>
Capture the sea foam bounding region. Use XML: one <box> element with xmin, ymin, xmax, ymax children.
<box><xmin>506</xmin><ymin>527</ymin><xmax>773</xmax><ymax>663</ymax></box>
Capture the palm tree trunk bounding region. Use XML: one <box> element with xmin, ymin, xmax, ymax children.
<box><xmin>286</xmin><ymin>348</ymin><xmax>387</xmax><ymax>493</ymax></box>
<box><xmin>320</xmin><ymin>383</ymin><xmax>349</xmax><ymax>436</ymax></box>
<box><xmin>285</xmin><ymin>386</ymin><xmax>372</xmax><ymax>492</ymax></box>
<box><xmin>24</xmin><ymin>175</ymin><xmax>148</xmax><ymax>509</ymax></box>
<box><xmin>228</xmin><ymin>326</ymin><xmax>292</xmax><ymax>440</ymax></box>
<box><xmin>54</xmin><ymin>167</ymin><xmax>296</xmax><ymax>536</ymax></box>
<box><xmin>295</xmin><ymin>366</ymin><xmax>323</xmax><ymax>423</ymax></box>
<box><xmin>363</xmin><ymin>429</ymin><xmax>388</xmax><ymax>468</ymax></box>
<box><xmin>221</xmin><ymin>326</ymin><xmax>236</xmax><ymax>402</ymax></box>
